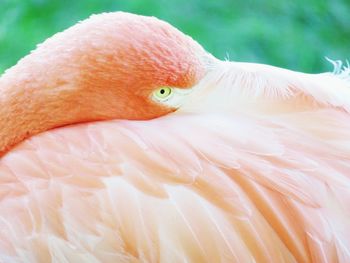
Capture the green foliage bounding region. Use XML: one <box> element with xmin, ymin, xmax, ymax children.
<box><xmin>0</xmin><ymin>0</ymin><xmax>349</xmax><ymax>74</ymax></box>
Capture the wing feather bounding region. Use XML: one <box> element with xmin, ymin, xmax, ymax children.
<box><xmin>1</xmin><ymin>62</ymin><xmax>350</xmax><ymax>262</ymax></box>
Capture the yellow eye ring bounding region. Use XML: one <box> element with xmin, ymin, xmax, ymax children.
<box><xmin>153</xmin><ymin>87</ymin><xmax>172</xmax><ymax>100</ymax></box>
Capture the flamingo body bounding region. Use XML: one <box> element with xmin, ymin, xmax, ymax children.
<box><xmin>0</xmin><ymin>12</ymin><xmax>350</xmax><ymax>263</ymax></box>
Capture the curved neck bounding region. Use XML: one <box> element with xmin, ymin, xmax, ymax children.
<box><xmin>1</xmin><ymin>78</ymin><xmax>40</xmax><ymax>155</ymax></box>
<box><xmin>0</xmin><ymin>71</ymin><xmax>78</xmax><ymax>156</ymax></box>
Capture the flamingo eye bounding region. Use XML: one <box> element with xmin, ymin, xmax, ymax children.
<box><xmin>151</xmin><ymin>86</ymin><xmax>193</xmax><ymax>108</ymax></box>
<box><xmin>153</xmin><ymin>87</ymin><xmax>173</xmax><ymax>100</ymax></box>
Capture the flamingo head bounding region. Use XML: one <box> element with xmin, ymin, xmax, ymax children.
<box><xmin>13</xmin><ymin>12</ymin><xmax>212</xmax><ymax>119</ymax></box>
<box><xmin>67</xmin><ymin>12</ymin><xmax>212</xmax><ymax>120</ymax></box>
<box><xmin>0</xmin><ymin>12</ymin><xmax>214</xmax><ymax>154</ymax></box>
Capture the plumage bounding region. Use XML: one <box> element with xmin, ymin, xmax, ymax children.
<box><xmin>1</xmin><ymin>11</ymin><xmax>350</xmax><ymax>263</ymax></box>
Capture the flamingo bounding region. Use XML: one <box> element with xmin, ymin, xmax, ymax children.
<box><xmin>0</xmin><ymin>11</ymin><xmax>350</xmax><ymax>263</ymax></box>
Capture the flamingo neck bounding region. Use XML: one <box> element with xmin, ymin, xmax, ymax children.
<box><xmin>0</xmin><ymin>71</ymin><xmax>77</xmax><ymax>156</ymax></box>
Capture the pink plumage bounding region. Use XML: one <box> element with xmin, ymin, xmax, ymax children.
<box><xmin>1</xmin><ymin>12</ymin><xmax>350</xmax><ymax>263</ymax></box>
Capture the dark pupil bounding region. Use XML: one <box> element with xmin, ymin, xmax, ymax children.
<box><xmin>160</xmin><ymin>89</ymin><xmax>165</xmax><ymax>94</ymax></box>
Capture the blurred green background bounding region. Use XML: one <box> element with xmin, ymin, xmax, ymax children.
<box><xmin>0</xmin><ymin>0</ymin><xmax>349</xmax><ymax>74</ymax></box>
